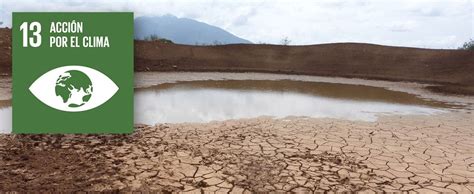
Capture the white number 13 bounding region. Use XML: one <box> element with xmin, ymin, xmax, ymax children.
<box><xmin>20</xmin><ymin>22</ymin><xmax>42</xmax><ymax>47</ymax></box>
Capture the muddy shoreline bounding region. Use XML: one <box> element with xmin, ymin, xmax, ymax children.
<box><xmin>135</xmin><ymin>72</ymin><xmax>474</xmax><ymax>109</ymax></box>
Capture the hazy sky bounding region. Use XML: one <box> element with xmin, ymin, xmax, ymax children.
<box><xmin>0</xmin><ymin>0</ymin><xmax>472</xmax><ymax>48</ymax></box>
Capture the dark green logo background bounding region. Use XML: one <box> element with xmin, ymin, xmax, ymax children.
<box><xmin>13</xmin><ymin>13</ymin><xmax>134</xmax><ymax>133</ymax></box>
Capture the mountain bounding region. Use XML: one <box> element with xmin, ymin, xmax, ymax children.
<box><xmin>134</xmin><ymin>15</ymin><xmax>252</xmax><ymax>45</ymax></box>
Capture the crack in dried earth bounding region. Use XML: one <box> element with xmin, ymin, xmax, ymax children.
<box><xmin>0</xmin><ymin>113</ymin><xmax>473</xmax><ymax>193</ymax></box>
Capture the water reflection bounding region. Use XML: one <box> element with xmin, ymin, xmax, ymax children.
<box><xmin>134</xmin><ymin>80</ymin><xmax>447</xmax><ymax>125</ymax></box>
<box><xmin>0</xmin><ymin>100</ymin><xmax>11</xmax><ymax>133</ymax></box>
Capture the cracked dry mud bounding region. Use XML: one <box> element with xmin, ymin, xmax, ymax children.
<box><xmin>0</xmin><ymin>113</ymin><xmax>473</xmax><ymax>193</ymax></box>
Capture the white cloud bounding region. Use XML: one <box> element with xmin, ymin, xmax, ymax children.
<box><xmin>387</xmin><ymin>21</ymin><xmax>418</xmax><ymax>32</ymax></box>
<box><xmin>0</xmin><ymin>0</ymin><xmax>472</xmax><ymax>48</ymax></box>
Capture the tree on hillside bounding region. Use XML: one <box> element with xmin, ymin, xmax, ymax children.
<box><xmin>459</xmin><ymin>39</ymin><xmax>474</xmax><ymax>51</ymax></box>
<box><xmin>143</xmin><ymin>34</ymin><xmax>173</xmax><ymax>44</ymax></box>
<box><xmin>212</xmin><ymin>40</ymin><xmax>223</xmax><ymax>45</ymax></box>
<box><xmin>144</xmin><ymin>34</ymin><xmax>160</xmax><ymax>41</ymax></box>
<box><xmin>280</xmin><ymin>37</ymin><xmax>291</xmax><ymax>45</ymax></box>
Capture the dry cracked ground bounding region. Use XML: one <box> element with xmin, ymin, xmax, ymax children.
<box><xmin>0</xmin><ymin>112</ymin><xmax>473</xmax><ymax>193</ymax></box>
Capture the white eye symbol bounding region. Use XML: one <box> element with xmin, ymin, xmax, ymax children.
<box><xmin>29</xmin><ymin>65</ymin><xmax>119</xmax><ymax>112</ymax></box>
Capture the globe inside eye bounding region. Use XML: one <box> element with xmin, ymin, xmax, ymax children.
<box><xmin>55</xmin><ymin>70</ymin><xmax>93</xmax><ymax>108</ymax></box>
<box><xmin>29</xmin><ymin>65</ymin><xmax>119</xmax><ymax>112</ymax></box>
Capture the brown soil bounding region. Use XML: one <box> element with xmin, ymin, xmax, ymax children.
<box><xmin>0</xmin><ymin>134</ymin><xmax>129</xmax><ymax>192</ymax></box>
<box><xmin>1</xmin><ymin>28</ymin><xmax>473</xmax><ymax>94</ymax></box>
<box><xmin>426</xmin><ymin>85</ymin><xmax>474</xmax><ymax>96</ymax></box>
<box><xmin>0</xmin><ymin>28</ymin><xmax>12</xmax><ymax>74</ymax></box>
<box><xmin>134</xmin><ymin>41</ymin><xmax>474</xmax><ymax>87</ymax></box>
<box><xmin>1</xmin><ymin>114</ymin><xmax>473</xmax><ymax>193</ymax></box>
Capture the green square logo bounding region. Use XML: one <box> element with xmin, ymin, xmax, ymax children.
<box><xmin>12</xmin><ymin>13</ymin><xmax>134</xmax><ymax>134</ymax></box>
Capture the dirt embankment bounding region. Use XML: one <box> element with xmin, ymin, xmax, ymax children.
<box><xmin>0</xmin><ymin>28</ymin><xmax>11</xmax><ymax>74</ymax></box>
<box><xmin>1</xmin><ymin>28</ymin><xmax>473</xmax><ymax>94</ymax></box>
<box><xmin>135</xmin><ymin>42</ymin><xmax>474</xmax><ymax>93</ymax></box>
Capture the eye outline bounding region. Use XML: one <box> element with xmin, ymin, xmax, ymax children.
<box><xmin>29</xmin><ymin>65</ymin><xmax>119</xmax><ymax>112</ymax></box>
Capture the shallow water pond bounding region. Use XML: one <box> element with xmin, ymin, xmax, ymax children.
<box><xmin>0</xmin><ymin>80</ymin><xmax>456</xmax><ymax>133</ymax></box>
<box><xmin>134</xmin><ymin>80</ymin><xmax>450</xmax><ymax>125</ymax></box>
